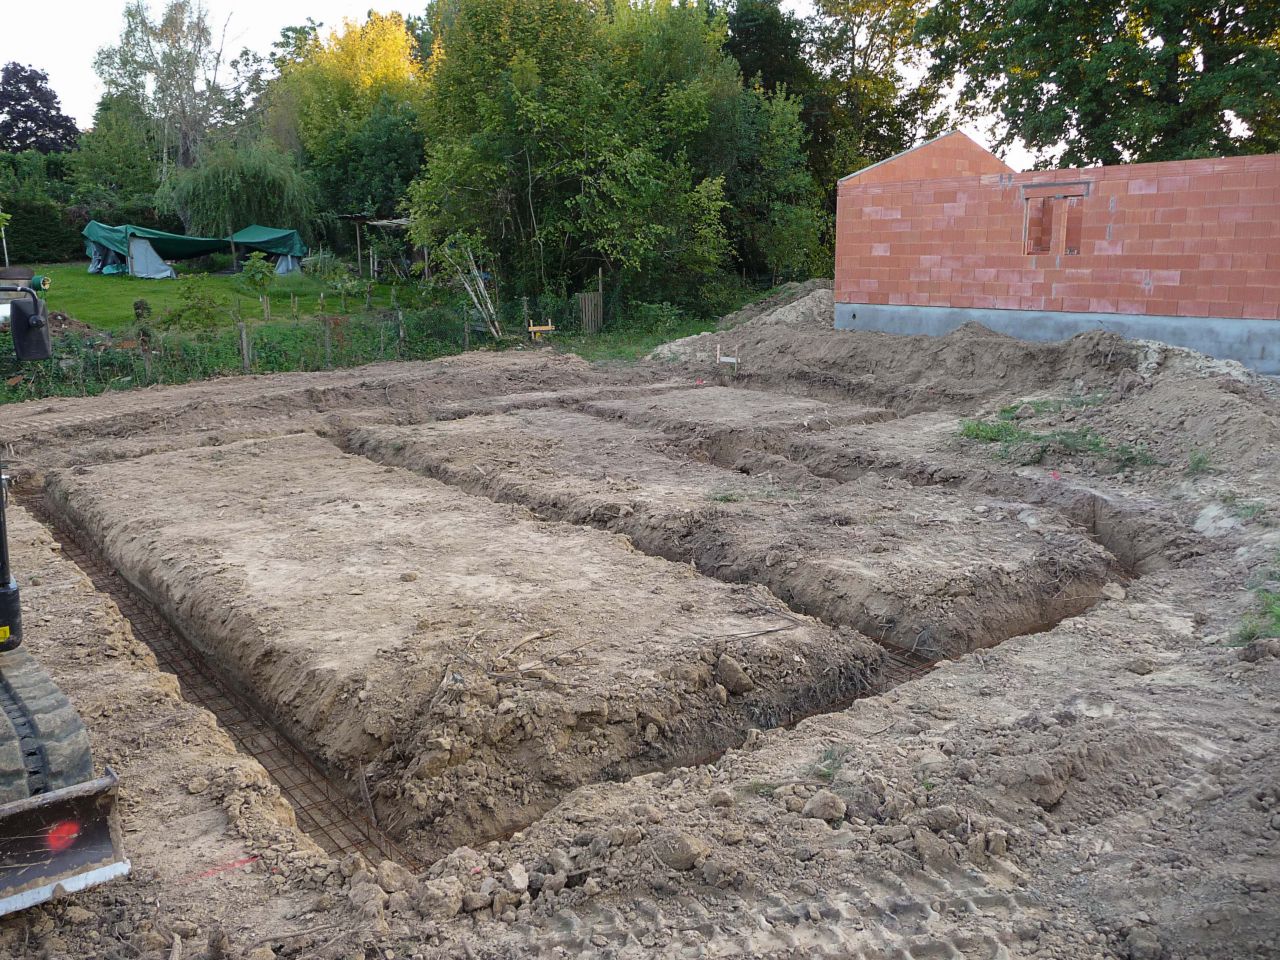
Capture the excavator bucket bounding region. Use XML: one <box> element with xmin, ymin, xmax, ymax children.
<box><xmin>0</xmin><ymin>771</ymin><xmax>129</xmax><ymax>916</ymax></box>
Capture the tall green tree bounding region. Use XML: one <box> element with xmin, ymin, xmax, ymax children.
<box><xmin>162</xmin><ymin>140</ymin><xmax>316</xmax><ymax>238</ymax></box>
<box><xmin>725</xmin><ymin>0</ymin><xmax>814</xmax><ymax>95</ymax></box>
<box><xmin>733</xmin><ymin>85</ymin><xmax>829</xmax><ymax>282</ymax></box>
<box><xmin>411</xmin><ymin>0</ymin><xmax>823</xmax><ymax>306</ymax></box>
<box><xmin>266</xmin><ymin>13</ymin><xmax>427</xmax><ymax>216</ymax></box>
<box><xmin>95</xmin><ymin>1</ymin><xmax>254</xmax><ymax>175</ymax></box>
<box><xmin>68</xmin><ymin>95</ymin><xmax>163</xmax><ymax>223</ymax></box>
<box><xmin>920</xmin><ymin>0</ymin><xmax>1280</xmax><ymax>166</ymax></box>
<box><xmin>808</xmin><ymin>0</ymin><xmax>946</xmax><ymax>185</ymax></box>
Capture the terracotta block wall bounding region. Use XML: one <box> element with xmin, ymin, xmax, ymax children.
<box><xmin>835</xmin><ymin>151</ymin><xmax>1280</xmax><ymax>321</ymax></box>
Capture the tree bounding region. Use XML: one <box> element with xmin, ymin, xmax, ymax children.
<box><xmin>807</xmin><ymin>0</ymin><xmax>946</xmax><ymax>185</ymax></box>
<box><xmin>163</xmin><ymin>140</ymin><xmax>316</xmax><ymax>238</ymax></box>
<box><xmin>94</xmin><ymin>1</ymin><xmax>251</xmax><ymax>175</ymax></box>
<box><xmin>68</xmin><ymin>95</ymin><xmax>162</xmax><ymax>223</ymax></box>
<box><xmin>920</xmin><ymin>0</ymin><xmax>1280</xmax><ymax>166</ymax></box>
<box><xmin>735</xmin><ymin>85</ymin><xmax>829</xmax><ymax>282</ymax></box>
<box><xmin>725</xmin><ymin>0</ymin><xmax>814</xmax><ymax>95</ymax></box>
<box><xmin>411</xmin><ymin>0</ymin><xmax>752</xmax><ymax>307</ymax></box>
<box><xmin>266</xmin><ymin>13</ymin><xmax>427</xmax><ymax>216</ymax></box>
<box><xmin>0</xmin><ymin>63</ymin><xmax>79</xmax><ymax>153</ymax></box>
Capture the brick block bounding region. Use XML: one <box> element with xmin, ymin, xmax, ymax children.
<box><xmin>1242</xmin><ymin>302</ymin><xmax>1280</xmax><ymax>320</ymax></box>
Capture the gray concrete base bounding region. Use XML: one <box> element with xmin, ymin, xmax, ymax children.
<box><xmin>834</xmin><ymin>302</ymin><xmax>1280</xmax><ymax>375</ymax></box>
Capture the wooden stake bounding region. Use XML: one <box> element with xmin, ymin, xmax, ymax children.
<box><xmin>238</xmin><ymin>322</ymin><xmax>250</xmax><ymax>373</ymax></box>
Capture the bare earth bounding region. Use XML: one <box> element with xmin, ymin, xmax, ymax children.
<box><xmin>0</xmin><ymin>289</ymin><xmax>1277</xmax><ymax>960</ymax></box>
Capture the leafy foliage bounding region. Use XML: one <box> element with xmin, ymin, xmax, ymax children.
<box><xmin>67</xmin><ymin>95</ymin><xmax>167</xmax><ymax>226</ymax></box>
<box><xmin>268</xmin><ymin>13</ymin><xmax>427</xmax><ymax>217</ymax></box>
<box><xmin>163</xmin><ymin>140</ymin><xmax>316</xmax><ymax>238</ymax></box>
<box><xmin>158</xmin><ymin>277</ymin><xmax>228</xmax><ymax>331</ymax></box>
<box><xmin>410</xmin><ymin>0</ymin><xmax>825</xmax><ymax>312</ymax></box>
<box><xmin>0</xmin><ymin>63</ymin><xmax>80</xmax><ymax>154</ymax></box>
<box><xmin>919</xmin><ymin>0</ymin><xmax>1280</xmax><ymax>166</ymax></box>
<box><xmin>807</xmin><ymin>0</ymin><xmax>946</xmax><ymax>186</ymax></box>
<box><xmin>240</xmin><ymin>252</ymin><xmax>276</xmax><ymax>298</ymax></box>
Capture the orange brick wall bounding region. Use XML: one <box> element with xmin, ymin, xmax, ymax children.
<box><xmin>845</xmin><ymin>130</ymin><xmax>1013</xmax><ymax>185</ymax></box>
<box><xmin>835</xmin><ymin>153</ymin><xmax>1280</xmax><ymax>321</ymax></box>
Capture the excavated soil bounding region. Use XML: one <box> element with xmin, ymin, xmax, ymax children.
<box><xmin>0</xmin><ymin>300</ymin><xmax>1277</xmax><ymax>960</ymax></box>
<box><xmin>45</xmin><ymin>433</ymin><xmax>882</xmax><ymax>861</ymax></box>
<box><xmin>344</xmin><ymin>408</ymin><xmax>1117</xmax><ymax>659</ymax></box>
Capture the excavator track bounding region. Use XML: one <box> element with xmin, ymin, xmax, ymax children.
<box><xmin>0</xmin><ymin>647</ymin><xmax>94</xmax><ymax>804</ymax></box>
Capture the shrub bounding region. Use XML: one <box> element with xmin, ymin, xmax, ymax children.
<box><xmin>2</xmin><ymin>197</ymin><xmax>84</xmax><ymax>262</ymax></box>
<box><xmin>240</xmin><ymin>252</ymin><xmax>276</xmax><ymax>298</ymax></box>
<box><xmin>158</xmin><ymin>279</ymin><xmax>228</xmax><ymax>332</ymax></box>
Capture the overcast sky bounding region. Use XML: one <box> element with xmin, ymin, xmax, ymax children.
<box><xmin>7</xmin><ymin>0</ymin><xmax>1027</xmax><ymax>169</ymax></box>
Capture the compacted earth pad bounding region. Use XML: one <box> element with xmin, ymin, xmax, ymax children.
<box><xmin>45</xmin><ymin>433</ymin><xmax>884</xmax><ymax>860</ymax></box>
<box><xmin>347</xmin><ymin>408</ymin><xmax>1118</xmax><ymax>659</ymax></box>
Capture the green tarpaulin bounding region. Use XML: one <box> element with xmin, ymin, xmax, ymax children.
<box><xmin>82</xmin><ymin>221</ymin><xmax>229</xmax><ymax>260</ymax></box>
<box><xmin>230</xmin><ymin>224</ymin><xmax>307</xmax><ymax>258</ymax></box>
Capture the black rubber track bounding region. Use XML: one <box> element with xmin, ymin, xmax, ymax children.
<box><xmin>0</xmin><ymin>647</ymin><xmax>95</xmax><ymax>804</ymax></box>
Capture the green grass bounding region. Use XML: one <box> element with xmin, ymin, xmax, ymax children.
<box><xmin>709</xmin><ymin>491</ymin><xmax>744</xmax><ymax>503</ymax></box>
<box><xmin>959</xmin><ymin>418</ymin><xmax>1160</xmax><ymax>471</ymax></box>
<box><xmin>0</xmin><ymin>307</ymin><xmax>468</xmax><ymax>404</ymax></box>
<box><xmin>1238</xmin><ymin>556</ymin><xmax>1280</xmax><ymax>643</ymax></box>
<box><xmin>33</xmin><ymin>262</ymin><xmax>400</xmax><ymax>332</ymax></box>
<box><xmin>960</xmin><ymin>419</ymin><xmax>1028</xmax><ymax>443</ymax></box>
<box><xmin>1185</xmin><ymin>449</ymin><xmax>1214</xmax><ymax>477</ymax></box>
<box><xmin>552</xmin><ymin>313</ymin><xmax>719</xmax><ymax>363</ymax></box>
<box><xmin>1218</xmin><ymin>491</ymin><xmax>1269</xmax><ymax>523</ymax></box>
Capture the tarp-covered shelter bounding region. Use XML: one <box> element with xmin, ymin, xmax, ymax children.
<box><xmin>230</xmin><ymin>224</ymin><xmax>308</xmax><ymax>274</ymax></box>
<box><xmin>83</xmin><ymin>221</ymin><xmax>228</xmax><ymax>279</ymax></box>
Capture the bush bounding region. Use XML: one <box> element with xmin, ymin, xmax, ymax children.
<box><xmin>159</xmin><ymin>279</ymin><xmax>229</xmax><ymax>332</ymax></box>
<box><xmin>240</xmin><ymin>252</ymin><xmax>276</xmax><ymax>298</ymax></box>
<box><xmin>3</xmin><ymin>197</ymin><xmax>84</xmax><ymax>262</ymax></box>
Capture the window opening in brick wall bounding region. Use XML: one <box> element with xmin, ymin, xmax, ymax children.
<box><xmin>1064</xmin><ymin>196</ymin><xmax>1083</xmax><ymax>255</ymax></box>
<box><xmin>1025</xmin><ymin>197</ymin><xmax>1055</xmax><ymax>254</ymax></box>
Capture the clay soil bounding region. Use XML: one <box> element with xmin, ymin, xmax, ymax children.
<box><xmin>0</xmin><ymin>292</ymin><xmax>1277</xmax><ymax>960</ymax></box>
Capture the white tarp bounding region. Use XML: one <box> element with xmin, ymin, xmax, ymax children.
<box><xmin>274</xmin><ymin>254</ymin><xmax>301</xmax><ymax>275</ymax></box>
<box><xmin>126</xmin><ymin>236</ymin><xmax>175</xmax><ymax>279</ymax></box>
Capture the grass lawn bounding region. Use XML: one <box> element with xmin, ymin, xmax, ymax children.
<box><xmin>32</xmin><ymin>262</ymin><xmax>399</xmax><ymax>332</ymax></box>
<box><xmin>550</xmin><ymin>313</ymin><xmax>719</xmax><ymax>362</ymax></box>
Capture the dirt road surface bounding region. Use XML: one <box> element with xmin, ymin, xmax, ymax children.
<box><xmin>0</xmin><ymin>288</ymin><xmax>1277</xmax><ymax>960</ymax></box>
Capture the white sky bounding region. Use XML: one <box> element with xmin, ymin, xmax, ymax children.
<box><xmin>4</xmin><ymin>0</ymin><xmax>1031</xmax><ymax>170</ymax></box>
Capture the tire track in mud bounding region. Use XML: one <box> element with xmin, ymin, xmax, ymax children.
<box><xmin>19</xmin><ymin>492</ymin><xmax>416</xmax><ymax>868</ymax></box>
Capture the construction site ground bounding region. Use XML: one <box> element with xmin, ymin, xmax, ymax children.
<box><xmin>0</xmin><ymin>284</ymin><xmax>1277</xmax><ymax>960</ymax></box>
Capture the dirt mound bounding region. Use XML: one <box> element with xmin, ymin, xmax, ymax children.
<box><xmin>651</xmin><ymin>288</ymin><xmax>1144</xmax><ymax>412</ymax></box>
<box><xmin>718</xmin><ymin>279</ymin><xmax>833</xmax><ymax>330</ymax></box>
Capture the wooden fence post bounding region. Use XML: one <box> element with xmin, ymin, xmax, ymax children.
<box><xmin>238</xmin><ymin>322</ymin><xmax>251</xmax><ymax>373</ymax></box>
<box><xmin>397</xmin><ymin>309</ymin><xmax>405</xmax><ymax>359</ymax></box>
<box><xmin>323</xmin><ymin>315</ymin><xmax>333</xmax><ymax>369</ymax></box>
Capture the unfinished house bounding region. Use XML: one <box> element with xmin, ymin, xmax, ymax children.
<box><xmin>834</xmin><ymin>131</ymin><xmax>1280</xmax><ymax>372</ymax></box>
